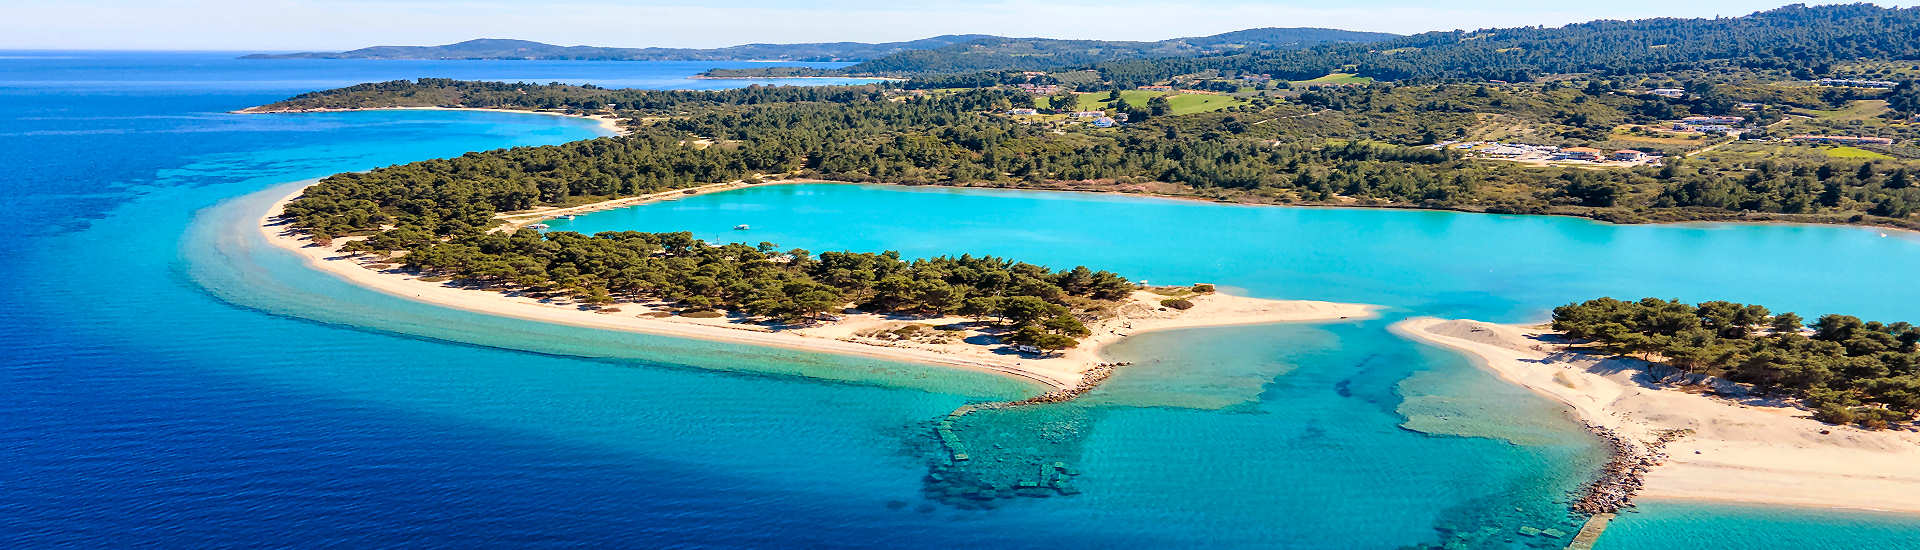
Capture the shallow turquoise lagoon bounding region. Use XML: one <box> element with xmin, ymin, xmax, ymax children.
<box><xmin>546</xmin><ymin>183</ymin><xmax>1920</xmax><ymax>323</ymax></box>
<box><xmin>540</xmin><ymin>182</ymin><xmax>1920</xmax><ymax>547</ymax></box>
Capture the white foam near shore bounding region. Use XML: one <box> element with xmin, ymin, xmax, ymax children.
<box><xmin>260</xmin><ymin>183</ymin><xmax>1378</xmax><ymax>390</ymax></box>
<box><xmin>1394</xmin><ymin>317</ymin><xmax>1920</xmax><ymax>515</ymax></box>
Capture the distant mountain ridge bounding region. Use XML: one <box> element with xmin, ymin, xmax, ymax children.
<box><xmin>242</xmin><ymin>36</ymin><xmax>997</xmax><ymax>62</ymax></box>
<box><xmin>839</xmin><ymin>28</ymin><xmax>1396</xmax><ymax>74</ymax></box>
<box><xmin>240</xmin><ymin>28</ymin><xmax>1397</xmax><ymax>63</ymax></box>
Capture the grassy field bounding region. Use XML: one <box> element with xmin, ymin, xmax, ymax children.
<box><xmin>1795</xmin><ymin>100</ymin><xmax>1891</xmax><ymax>121</ymax></box>
<box><xmin>1699</xmin><ymin>141</ymin><xmax>1901</xmax><ymax>163</ymax></box>
<box><xmin>1291</xmin><ymin>73</ymin><xmax>1374</xmax><ymax>85</ymax></box>
<box><xmin>1609</xmin><ymin>125</ymin><xmax>1714</xmax><ymax>145</ymax></box>
<box><xmin>1778</xmin><ymin>100</ymin><xmax>1915</xmax><ymax>150</ymax></box>
<box><xmin>1827</xmin><ymin>146</ymin><xmax>1896</xmax><ymax>160</ymax></box>
<box><xmin>1035</xmin><ymin>91</ymin><xmax>1245</xmax><ymax>116</ymax></box>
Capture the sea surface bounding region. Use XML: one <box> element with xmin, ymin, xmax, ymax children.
<box><xmin>4</xmin><ymin>51</ymin><xmax>1919</xmax><ymax>548</ymax></box>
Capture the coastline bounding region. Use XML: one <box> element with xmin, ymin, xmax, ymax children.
<box><xmin>235</xmin><ymin>105</ymin><xmax>628</xmax><ymax>136</ymax></box>
<box><xmin>261</xmin><ymin>182</ymin><xmax>1377</xmax><ymax>390</ymax></box>
<box><xmin>1393</xmin><ymin>317</ymin><xmax>1920</xmax><ymax>516</ymax></box>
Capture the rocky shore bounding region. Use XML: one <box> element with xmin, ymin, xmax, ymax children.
<box><xmin>1572</xmin><ymin>425</ymin><xmax>1693</xmax><ymax>515</ymax></box>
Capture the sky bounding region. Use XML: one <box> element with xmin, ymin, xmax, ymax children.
<box><xmin>0</xmin><ymin>0</ymin><xmax>1911</xmax><ymax>51</ymax></box>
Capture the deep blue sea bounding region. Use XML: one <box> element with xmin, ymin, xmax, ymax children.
<box><xmin>4</xmin><ymin>51</ymin><xmax>1919</xmax><ymax>549</ymax></box>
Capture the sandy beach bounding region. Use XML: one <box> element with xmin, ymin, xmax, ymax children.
<box><xmin>237</xmin><ymin>105</ymin><xmax>628</xmax><ymax>136</ymax></box>
<box><xmin>262</xmin><ymin>183</ymin><xmax>1376</xmax><ymax>390</ymax></box>
<box><xmin>1394</xmin><ymin>317</ymin><xmax>1920</xmax><ymax>515</ymax></box>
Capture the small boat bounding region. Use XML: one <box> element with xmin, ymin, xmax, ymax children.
<box><xmin>733</xmin><ymin>224</ymin><xmax>750</xmax><ymax>230</ymax></box>
<box><xmin>528</xmin><ymin>223</ymin><xmax>550</xmax><ymax>230</ymax></box>
<box><xmin>563</xmin><ymin>215</ymin><xmax>577</xmax><ymax>220</ymax></box>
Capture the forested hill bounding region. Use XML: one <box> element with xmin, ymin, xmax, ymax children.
<box><xmin>830</xmin><ymin>27</ymin><xmax>1398</xmax><ymax>75</ymax></box>
<box><xmin>716</xmin><ymin>4</ymin><xmax>1918</xmax><ymax>82</ymax></box>
<box><xmin>259</xmin><ymin>79</ymin><xmax>1920</xmax><ymax>233</ymax></box>
<box><xmin>242</xmin><ymin>27</ymin><xmax>1394</xmax><ymax>63</ymax></box>
<box><xmin>242</xmin><ymin>36</ymin><xmax>994</xmax><ymax>62</ymax></box>
<box><xmin>1095</xmin><ymin>3</ymin><xmax>1920</xmax><ymax>84</ymax></box>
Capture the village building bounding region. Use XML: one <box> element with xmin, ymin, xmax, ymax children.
<box><xmin>1482</xmin><ymin>144</ymin><xmax>1531</xmax><ymax>158</ymax></box>
<box><xmin>1649</xmin><ymin>88</ymin><xmax>1686</xmax><ymax>98</ymax></box>
<box><xmin>1014</xmin><ymin>83</ymin><xmax>1061</xmax><ymax>95</ymax></box>
<box><xmin>1611</xmin><ymin>150</ymin><xmax>1647</xmax><ymax>162</ymax></box>
<box><xmin>1557</xmin><ymin>147</ymin><xmax>1603</xmax><ymax>161</ymax></box>
<box><xmin>1817</xmin><ymin>78</ymin><xmax>1898</xmax><ymax>89</ymax></box>
<box><xmin>1070</xmin><ymin>110</ymin><xmax>1106</xmax><ymax>119</ymax></box>
<box><xmin>1680</xmin><ymin>115</ymin><xmax>1745</xmax><ymax>126</ymax></box>
<box><xmin>1007</xmin><ymin>108</ymin><xmax>1038</xmax><ymax>116</ymax></box>
<box><xmin>1673</xmin><ymin>123</ymin><xmax>1737</xmax><ymax>133</ymax></box>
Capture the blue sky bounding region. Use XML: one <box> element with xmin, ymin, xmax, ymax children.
<box><xmin>0</xmin><ymin>0</ymin><xmax>1910</xmax><ymax>51</ymax></box>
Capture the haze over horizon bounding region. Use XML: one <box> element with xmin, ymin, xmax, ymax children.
<box><xmin>4</xmin><ymin>0</ymin><xmax>1912</xmax><ymax>52</ymax></box>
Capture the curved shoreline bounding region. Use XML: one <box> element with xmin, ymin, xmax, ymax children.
<box><xmin>1393</xmin><ymin>317</ymin><xmax>1920</xmax><ymax>516</ymax></box>
<box><xmin>259</xmin><ymin>181</ymin><xmax>1378</xmax><ymax>391</ymax></box>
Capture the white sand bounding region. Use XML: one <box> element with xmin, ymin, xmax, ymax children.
<box><xmin>262</xmin><ymin>184</ymin><xmax>1376</xmax><ymax>389</ymax></box>
<box><xmin>1394</xmin><ymin>317</ymin><xmax>1920</xmax><ymax>515</ymax></box>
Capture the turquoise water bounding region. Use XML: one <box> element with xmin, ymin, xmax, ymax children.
<box><xmin>547</xmin><ymin>183</ymin><xmax>1920</xmax><ymax>323</ymax></box>
<box><xmin>1597</xmin><ymin>500</ymin><xmax>1920</xmax><ymax>549</ymax></box>
<box><xmin>544</xmin><ymin>183</ymin><xmax>1920</xmax><ymax>547</ymax></box>
<box><xmin>7</xmin><ymin>51</ymin><xmax>1920</xmax><ymax>548</ymax></box>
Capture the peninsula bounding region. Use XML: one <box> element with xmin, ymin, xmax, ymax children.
<box><xmin>263</xmin><ymin>182</ymin><xmax>1374</xmax><ymax>389</ymax></box>
<box><xmin>1396</xmin><ymin>298</ymin><xmax>1920</xmax><ymax>515</ymax></box>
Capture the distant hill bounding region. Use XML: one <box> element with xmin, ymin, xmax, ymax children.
<box><xmin>241</xmin><ymin>36</ymin><xmax>997</xmax><ymax>62</ymax></box>
<box><xmin>242</xmin><ymin>28</ymin><xmax>1397</xmax><ymax>67</ymax></box>
<box><xmin>837</xmin><ymin>28</ymin><xmax>1396</xmax><ymax>74</ymax></box>
<box><xmin>1090</xmin><ymin>3</ymin><xmax>1920</xmax><ymax>84</ymax></box>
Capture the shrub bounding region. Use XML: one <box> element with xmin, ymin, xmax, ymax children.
<box><xmin>1191</xmin><ymin>283</ymin><xmax>1216</xmax><ymax>293</ymax></box>
<box><xmin>1161</xmin><ymin>298</ymin><xmax>1195</xmax><ymax>310</ymax></box>
<box><xmin>1812</xmin><ymin>403</ymin><xmax>1856</xmax><ymax>425</ymax></box>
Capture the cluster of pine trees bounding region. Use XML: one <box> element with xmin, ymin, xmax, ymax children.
<box><xmin>366</xmin><ymin>229</ymin><xmax>1129</xmax><ymax>350</ymax></box>
<box><xmin>1552</xmin><ymin>297</ymin><xmax>1920</xmax><ymax>428</ymax></box>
